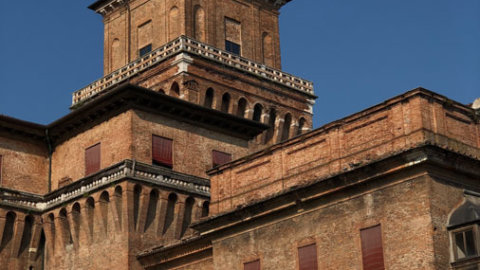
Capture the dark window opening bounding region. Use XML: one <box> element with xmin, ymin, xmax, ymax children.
<box><xmin>201</xmin><ymin>201</ymin><xmax>210</xmax><ymax>217</ymax></box>
<box><xmin>237</xmin><ymin>98</ymin><xmax>247</xmax><ymax>117</ymax></box>
<box><xmin>85</xmin><ymin>143</ymin><xmax>101</xmax><ymax>176</ymax></box>
<box><xmin>221</xmin><ymin>93</ymin><xmax>230</xmax><ymax>113</ymax></box>
<box><xmin>204</xmin><ymin>88</ymin><xmax>214</xmax><ymax>108</ymax></box>
<box><xmin>225</xmin><ymin>40</ymin><xmax>241</xmax><ymax>55</ymax></box>
<box><xmin>298</xmin><ymin>243</ymin><xmax>318</xmax><ymax>270</ymax></box>
<box><xmin>152</xmin><ymin>135</ymin><xmax>173</xmax><ymax>168</ymax></box>
<box><xmin>455</xmin><ymin>229</ymin><xmax>477</xmax><ymax>260</ymax></box>
<box><xmin>212</xmin><ymin>150</ymin><xmax>232</xmax><ymax>168</ymax></box>
<box><xmin>253</xmin><ymin>104</ymin><xmax>263</xmax><ymax>122</ymax></box>
<box><xmin>139</xmin><ymin>44</ymin><xmax>152</xmax><ymax>57</ymax></box>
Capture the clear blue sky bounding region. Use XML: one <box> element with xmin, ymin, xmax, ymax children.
<box><xmin>0</xmin><ymin>1</ymin><xmax>479</xmax><ymax>127</ymax></box>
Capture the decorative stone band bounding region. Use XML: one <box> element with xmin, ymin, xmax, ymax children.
<box><xmin>0</xmin><ymin>160</ymin><xmax>210</xmax><ymax>212</ymax></box>
<box><xmin>71</xmin><ymin>36</ymin><xmax>314</xmax><ymax>107</ymax></box>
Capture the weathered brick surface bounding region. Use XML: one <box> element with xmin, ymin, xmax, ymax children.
<box><xmin>211</xmin><ymin>175</ymin><xmax>438</xmax><ymax>270</ymax></box>
<box><xmin>209</xmin><ymin>91</ymin><xmax>480</xmax><ymax>215</ymax></box>
<box><xmin>0</xmin><ymin>133</ymin><xmax>48</xmax><ymax>194</ymax></box>
<box><xmin>51</xmin><ymin>111</ymin><xmax>134</xmax><ymax>190</ymax></box>
<box><xmin>102</xmin><ymin>0</ymin><xmax>282</xmax><ymax>74</ymax></box>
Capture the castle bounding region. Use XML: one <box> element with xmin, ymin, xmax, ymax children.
<box><xmin>0</xmin><ymin>0</ymin><xmax>479</xmax><ymax>269</ymax></box>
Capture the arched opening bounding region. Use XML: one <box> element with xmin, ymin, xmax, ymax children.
<box><xmin>99</xmin><ymin>191</ymin><xmax>110</xmax><ymax>234</ymax></box>
<box><xmin>133</xmin><ymin>185</ymin><xmax>142</xmax><ymax>230</ymax></box>
<box><xmin>281</xmin><ymin>113</ymin><xmax>292</xmax><ymax>142</ymax></box>
<box><xmin>168</xmin><ymin>6</ymin><xmax>180</xmax><ymax>41</ymax></box>
<box><xmin>193</xmin><ymin>5</ymin><xmax>206</xmax><ymax>42</ymax></box>
<box><xmin>72</xmin><ymin>203</ymin><xmax>81</xmax><ymax>243</ymax></box>
<box><xmin>144</xmin><ymin>189</ymin><xmax>159</xmax><ymax>232</ymax></box>
<box><xmin>59</xmin><ymin>208</ymin><xmax>73</xmax><ymax>245</ymax></box>
<box><xmin>204</xmin><ymin>88</ymin><xmax>214</xmax><ymax>108</ymax></box>
<box><xmin>86</xmin><ymin>197</ymin><xmax>95</xmax><ymax>239</ymax></box>
<box><xmin>0</xmin><ymin>212</ymin><xmax>16</xmax><ymax>253</ymax></box>
<box><xmin>181</xmin><ymin>197</ymin><xmax>195</xmax><ymax>237</ymax></box>
<box><xmin>163</xmin><ymin>193</ymin><xmax>177</xmax><ymax>235</ymax></box>
<box><xmin>221</xmin><ymin>93</ymin><xmax>230</xmax><ymax>113</ymax></box>
<box><xmin>297</xmin><ymin>118</ymin><xmax>306</xmax><ymax>136</ymax></box>
<box><xmin>114</xmin><ymin>186</ymin><xmax>123</xmax><ymax>228</ymax></box>
<box><xmin>170</xmin><ymin>82</ymin><xmax>180</xmax><ymax>98</ymax></box>
<box><xmin>201</xmin><ymin>201</ymin><xmax>210</xmax><ymax>218</ymax></box>
<box><xmin>237</xmin><ymin>98</ymin><xmax>247</xmax><ymax>117</ymax></box>
<box><xmin>253</xmin><ymin>104</ymin><xmax>263</xmax><ymax>122</ymax></box>
<box><xmin>264</xmin><ymin>108</ymin><xmax>277</xmax><ymax>144</ymax></box>
<box><xmin>19</xmin><ymin>215</ymin><xmax>34</xmax><ymax>255</ymax></box>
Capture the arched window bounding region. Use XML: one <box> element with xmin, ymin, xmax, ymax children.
<box><xmin>297</xmin><ymin>117</ymin><xmax>306</xmax><ymax>135</ymax></box>
<box><xmin>237</xmin><ymin>98</ymin><xmax>247</xmax><ymax>117</ymax></box>
<box><xmin>448</xmin><ymin>194</ymin><xmax>480</xmax><ymax>264</ymax></box>
<box><xmin>262</xmin><ymin>32</ymin><xmax>274</xmax><ymax>66</ymax></box>
<box><xmin>281</xmin><ymin>113</ymin><xmax>292</xmax><ymax>141</ymax></box>
<box><xmin>194</xmin><ymin>5</ymin><xmax>206</xmax><ymax>42</ymax></box>
<box><xmin>253</xmin><ymin>104</ymin><xmax>263</xmax><ymax>122</ymax></box>
<box><xmin>264</xmin><ymin>108</ymin><xmax>277</xmax><ymax>144</ymax></box>
<box><xmin>204</xmin><ymin>88</ymin><xmax>214</xmax><ymax>108</ymax></box>
<box><xmin>221</xmin><ymin>93</ymin><xmax>230</xmax><ymax>113</ymax></box>
<box><xmin>170</xmin><ymin>82</ymin><xmax>180</xmax><ymax>98</ymax></box>
<box><xmin>168</xmin><ymin>6</ymin><xmax>180</xmax><ymax>41</ymax></box>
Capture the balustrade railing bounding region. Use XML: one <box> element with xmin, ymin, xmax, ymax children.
<box><xmin>72</xmin><ymin>36</ymin><xmax>314</xmax><ymax>107</ymax></box>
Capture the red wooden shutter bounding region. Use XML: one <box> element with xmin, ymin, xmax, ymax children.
<box><xmin>85</xmin><ymin>143</ymin><xmax>101</xmax><ymax>175</ymax></box>
<box><xmin>152</xmin><ymin>135</ymin><xmax>173</xmax><ymax>168</ymax></box>
<box><xmin>298</xmin><ymin>243</ymin><xmax>318</xmax><ymax>270</ymax></box>
<box><xmin>212</xmin><ymin>150</ymin><xmax>232</xmax><ymax>167</ymax></box>
<box><xmin>360</xmin><ymin>225</ymin><xmax>385</xmax><ymax>270</ymax></box>
<box><xmin>244</xmin><ymin>259</ymin><xmax>260</xmax><ymax>270</ymax></box>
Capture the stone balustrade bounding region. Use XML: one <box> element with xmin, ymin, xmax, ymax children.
<box><xmin>0</xmin><ymin>159</ymin><xmax>210</xmax><ymax>211</ymax></box>
<box><xmin>72</xmin><ymin>36</ymin><xmax>314</xmax><ymax>107</ymax></box>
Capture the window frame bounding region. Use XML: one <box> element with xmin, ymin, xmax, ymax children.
<box><xmin>451</xmin><ymin>225</ymin><xmax>480</xmax><ymax>262</ymax></box>
<box><xmin>139</xmin><ymin>43</ymin><xmax>152</xmax><ymax>57</ymax></box>
<box><xmin>152</xmin><ymin>135</ymin><xmax>173</xmax><ymax>169</ymax></box>
<box><xmin>212</xmin><ymin>150</ymin><xmax>232</xmax><ymax>168</ymax></box>
<box><xmin>297</xmin><ymin>242</ymin><xmax>318</xmax><ymax>270</ymax></box>
<box><xmin>85</xmin><ymin>143</ymin><xmax>101</xmax><ymax>176</ymax></box>
<box><xmin>243</xmin><ymin>259</ymin><xmax>261</xmax><ymax>270</ymax></box>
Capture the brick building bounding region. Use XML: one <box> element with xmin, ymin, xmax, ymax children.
<box><xmin>0</xmin><ymin>0</ymin><xmax>479</xmax><ymax>270</ymax></box>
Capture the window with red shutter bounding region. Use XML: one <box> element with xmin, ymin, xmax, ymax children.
<box><xmin>85</xmin><ymin>143</ymin><xmax>101</xmax><ymax>176</ymax></box>
<box><xmin>298</xmin><ymin>243</ymin><xmax>318</xmax><ymax>270</ymax></box>
<box><xmin>152</xmin><ymin>135</ymin><xmax>173</xmax><ymax>168</ymax></box>
<box><xmin>360</xmin><ymin>225</ymin><xmax>385</xmax><ymax>270</ymax></box>
<box><xmin>244</xmin><ymin>259</ymin><xmax>260</xmax><ymax>270</ymax></box>
<box><xmin>212</xmin><ymin>150</ymin><xmax>232</xmax><ymax>168</ymax></box>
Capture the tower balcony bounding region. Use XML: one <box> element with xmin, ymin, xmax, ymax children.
<box><xmin>72</xmin><ymin>36</ymin><xmax>314</xmax><ymax>108</ymax></box>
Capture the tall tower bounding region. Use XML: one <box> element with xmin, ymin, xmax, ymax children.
<box><xmin>77</xmin><ymin>0</ymin><xmax>315</xmax><ymax>148</ymax></box>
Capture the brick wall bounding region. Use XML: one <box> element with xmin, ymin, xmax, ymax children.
<box><xmin>209</xmin><ymin>90</ymin><xmax>480</xmax><ymax>215</ymax></box>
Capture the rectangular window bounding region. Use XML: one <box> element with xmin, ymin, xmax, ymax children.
<box><xmin>139</xmin><ymin>44</ymin><xmax>152</xmax><ymax>57</ymax></box>
<box><xmin>212</xmin><ymin>150</ymin><xmax>232</xmax><ymax>168</ymax></box>
<box><xmin>225</xmin><ymin>18</ymin><xmax>241</xmax><ymax>55</ymax></box>
<box><xmin>85</xmin><ymin>143</ymin><xmax>101</xmax><ymax>176</ymax></box>
<box><xmin>152</xmin><ymin>135</ymin><xmax>173</xmax><ymax>168</ymax></box>
<box><xmin>225</xmin><ymin>40</ymin><xmax>241</xmax><ymax>55</ymax></box>
<box><xmin>298</xmin><ymin>243</ymin><xmax>318</xmax><ymax>270</ymax></box>
<box><xmin>454</xmin><ymin>228</ymin><xmax>477</xmax><ymax>259</ymax></box>
<box><xmin>244</xmin><ymin>259</ymin><xmax>260</xmax><ymax>270</ymax></box>
<box><xmin>360</xmin><ymin>225</ymin><xmax>385</xmax><ymax>270</ymax></box>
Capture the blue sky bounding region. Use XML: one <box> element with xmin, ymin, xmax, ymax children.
<box><xmin>0</xmin><ymin>1</ymin><xmax>479</xmax><ymax>127</ymax></box>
